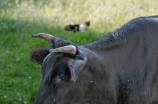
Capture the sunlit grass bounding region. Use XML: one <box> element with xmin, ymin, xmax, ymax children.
<box><xmin>1</xmin><ymin>0</ymin><xmax>158</xmax><ymax>31</ymax></box>
<box><xmin>0</xmin><ymin>0</ymin><xmax>158</xmax><ymax>103</ymax></box>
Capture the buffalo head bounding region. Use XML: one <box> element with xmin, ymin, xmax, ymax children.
<box><xmin>31</xmin><ymin>33</ymin><xmax>116</xmax><ymax>104</ymax></box>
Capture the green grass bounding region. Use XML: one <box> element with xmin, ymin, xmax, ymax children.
<box><xmin>0</xmin><ymin>0</ymin><xmax>158</xmax><ymax>103</ymax></box>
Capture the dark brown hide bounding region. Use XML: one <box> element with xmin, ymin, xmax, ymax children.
<box><xmin>31</xmin><ymin>16</ymin><xmax>158</xmax><ymax>104</ymax></box>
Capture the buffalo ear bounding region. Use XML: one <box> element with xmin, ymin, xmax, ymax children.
<box><xmin>68</xmin><ymin>52</ymin><xmax>87</xmax><ymax>82</ymax></box>
<box><xmin>31</xmin><ymin>48</ymin><xmax>50</xmax><ymax>64</ymax></box>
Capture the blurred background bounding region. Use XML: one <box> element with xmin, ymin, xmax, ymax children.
<box><xmin>0</xmin><ymin>0</ymin><xmax>158</xmax><ymax>103</ymax></box>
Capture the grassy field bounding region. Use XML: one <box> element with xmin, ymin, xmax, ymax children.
<box><xmin>0</xmin><ymin>0</ymin><xmax>158</xmax><ymax>103</ymax></box>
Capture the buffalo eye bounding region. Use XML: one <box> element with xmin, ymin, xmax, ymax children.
<box><xmin>57</xmin><ymin>73</ymin><xmax>69</xmax><ymax>82</ymax></box>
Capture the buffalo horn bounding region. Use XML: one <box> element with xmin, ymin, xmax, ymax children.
<box><xmin>49</xmin><ymin>45</ymin><xmax>76</xmax><ymax>55</ymax></box>
<box><xmin>32</xmin><ymin>33</ymin><xmax>56</xmax><ymax>43</ymax></box>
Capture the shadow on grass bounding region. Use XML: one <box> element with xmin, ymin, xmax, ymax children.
<box><xmin>0</xmin><ymin>18</ymin><xmax>110</xmax><ymax>45</ymax></box>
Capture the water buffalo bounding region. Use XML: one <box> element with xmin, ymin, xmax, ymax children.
<box><xmin>31</xmin><ymin>16</ymin><xmax>158</xmax><ymax>104</ymax></box>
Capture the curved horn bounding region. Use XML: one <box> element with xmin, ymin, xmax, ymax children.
<box><xmin>49</xmin><ymin>45</ymin><xmax>76</xmax><ymax>55</ymax></box>
<box><xmin>32</xmin><ymin>33</ymin><xmax>56</xmax><ymax>43</ymax></box>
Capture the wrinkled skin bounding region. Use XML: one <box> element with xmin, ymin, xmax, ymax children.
<box><xmin>31</xmin><ymin>16</ymin><xmax>158</xmax><ymax>104</ymax></box>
